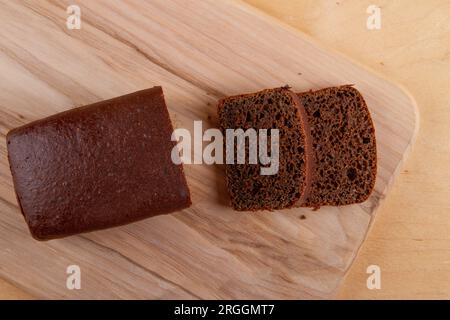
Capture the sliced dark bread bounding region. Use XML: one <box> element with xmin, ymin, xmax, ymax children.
<box><xmin>218</xmin><ymin>87</ymin><xmax>313</xmax><ymax>211</ymax></box>
<box><xmin>297</xmin><ymin>85</ymin><xmax>377</xmax><ymax>207</ymax></box>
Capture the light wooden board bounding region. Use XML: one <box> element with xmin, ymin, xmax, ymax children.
<box><xmin>0</xmin><ymin>0</ymin><xmax>418</xmax><ymax>299</ymax></box>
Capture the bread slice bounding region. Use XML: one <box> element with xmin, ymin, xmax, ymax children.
<box><xmin>218</xmin><ymin>87</ymin><xmax>313</xmax><ymax>211</ymax></box>
<box><xmin>297</xmin><ymin>85</ymin><xmax>377</xmax><ymax>207</ymax></box>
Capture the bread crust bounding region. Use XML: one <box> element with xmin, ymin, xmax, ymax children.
<box><xmin>285</xmin><ymin>90</ymin><xmax>313</xmax><ymax>207</ymax></box>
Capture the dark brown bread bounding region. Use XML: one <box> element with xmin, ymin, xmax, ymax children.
<box><xmin>298</xmin><ymin>85</ymin><xmax>377</xmax><ymax>207</ymax></box>
<box><xmin>218</xmin><ymin>87</ymin><xmax>313</xmax><ymax>211</ymax></box>
<box><xmin>7</xmin><ymin>86</ymin><xmax>191</xmax><ymax>240</ymax></box>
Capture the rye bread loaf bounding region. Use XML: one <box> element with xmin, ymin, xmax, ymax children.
<box><xmin>218</xmin><ymin>87</ymin><xmax>313</xmax><ymax>211</ymax></box>
<box><xmin>297</xmin><ymin>85</ymin><xmax>377</xmax><ymax>207</ymax></box>
<box><xmin>7</xmin><ymin>86</ymin><xmax>191</xmax><ymax>240</ymax></box>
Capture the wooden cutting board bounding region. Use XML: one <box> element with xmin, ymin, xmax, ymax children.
<box><xmin>0</xmin><ymin>0</ymin><xmax>418</xmax><ymax>299</ymax></box>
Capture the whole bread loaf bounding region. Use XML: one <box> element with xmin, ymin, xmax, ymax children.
<box><xmin>7</xmin><ymin>86</ymin><xmax>191</xmax><ymax>240</ymax></box>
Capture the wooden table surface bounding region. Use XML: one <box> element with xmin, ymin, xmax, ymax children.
<box><xmin>1</xmin><ymin>0</ymin><xmax>449</xmax><ymax>299</ymax></box>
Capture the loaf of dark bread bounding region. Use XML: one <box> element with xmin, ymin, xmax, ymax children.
<box><xmin>298</xmin><ymin>85</ymin><xmax>377</xmax><ymax>207</ymax></box>
<box><xmin>218</xmin><ymin>87</ymin><xmax>313</xmax><ymax>211</ymax></box>
<box><xmin>6</xmin><ymin>86</ymin><xmax>191</xmax><ymax>240</ymax></box>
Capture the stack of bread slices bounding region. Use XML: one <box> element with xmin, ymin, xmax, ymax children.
<box><xmin>218</xmin><ymin>85</ymin><xmax>377</xmax><ymax>211</ymax></box>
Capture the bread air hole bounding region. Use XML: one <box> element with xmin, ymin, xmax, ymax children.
<box><xmin>347</xmin><ymin>167</ymin><xmax>357</xmax><ymax>181</ymax></box>
<box><xmin>313</xmin><ymin>110</ymin><xmax>321</xmax><ymax>118</ymax></box>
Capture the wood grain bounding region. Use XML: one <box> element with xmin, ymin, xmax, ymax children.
<box><xmin>243</xmin><ymin>0</ymin><xmax>450</xmax><ymax>299</ymax></box>
<box><xmin>0</xmin><ymin>0</ymin><xmax>417</xmax><ymax>299</ymax></box>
